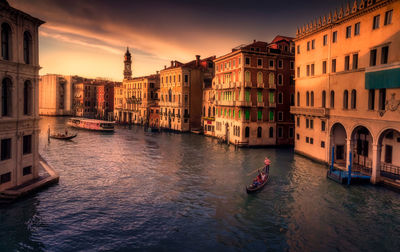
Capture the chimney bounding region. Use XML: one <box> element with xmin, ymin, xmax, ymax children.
<box><xmin>171</xmin><ymin>61</ymin><xmax>174</xmax><ymax>67</ymax></box>
<box><xmin>196</xmin><ymin>55</ymin><xmax>200</xmax><ymax>67</ymax></box>
<box><xmin>156</xmin><ymin>71</ymin><xmax>159</xmax><ymax>74</ymax></box>
<box><xmin>253</xmin><ymin>39</ymin><xmax>256</xmax><ymax>43</ymax></box>
<box><xmin>164</xmin><ymin>65</ymin><xmax>166</xmax><ymax>69</ymax></box>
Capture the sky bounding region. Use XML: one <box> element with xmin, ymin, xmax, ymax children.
<box><xmin>9</xmin><ymin>0</ymin><xmax>345</xmax><ymax>81</ymax></box>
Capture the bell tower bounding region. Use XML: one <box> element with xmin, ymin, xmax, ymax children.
<box><xmin>124</xmin><ymin>47</ymin><xmax>132</xmax><ymax>80</ymax></box>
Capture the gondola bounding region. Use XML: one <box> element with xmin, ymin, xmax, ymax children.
<box><xmin>246</xmin><ymin>172</ymin><xmax>269</xmax><ymax>193</ymax></box>
<box><xmin>49</xmin><ymin>133</ymin><xmax>77</xmax><ymax>140</ymax></box>
<box><xmin>246</xmin><ymin>157</ymin><xmax>271</xmax><ymax>194</ymax></box>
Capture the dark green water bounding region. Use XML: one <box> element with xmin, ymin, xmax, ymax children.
<box><xmin>0</xmin><ymin>117</ymin><xmax>399</xmax><ymax>251</ymax></box>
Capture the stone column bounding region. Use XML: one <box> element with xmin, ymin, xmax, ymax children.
<box><xmin>346</xmin><ymin>138</ymin><xmax>352</xmax><ymax>170</ymax></box>
<box><xmin>371</xmin><ymin>143</ymin><xmax>381</xmax><ymax>184</ymax></box>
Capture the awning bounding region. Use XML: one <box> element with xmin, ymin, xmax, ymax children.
<box><xmin>365</xmin><ymin>67</ymin><xmax>400</xmax><ymax>89</ymax></box>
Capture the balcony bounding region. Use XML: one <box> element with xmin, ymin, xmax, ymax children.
<box><xmin>236</xmin><ymin>101</ymin><xmax>252</xmax><ymax>107</ymax></box>
<box><xmin>269</xmin><ymin>102</ymin><xmax>276</xmax><ymax>108</ymax></box>
<box><xmin>257</xmin><ymin>82</ymin><xmax>264</xmax><ymax>88</ymax></box>
<box><xmin>244</xmin><ymin>81</ymin><xmax>252</xmax><ymax>88</ymax></box>
<box><xmin>290</xmin><ymin>106</ymin><xmax>329</xmax><ymax>117</ymax></box>
<box><xmin>257</xmin><ymin>102</ymin><xmax>265</xmax><ymax>107</ymax></box>
<box><xmin>217</xmin><ymin>100</ymin><xmax>235</xmax><ymax>106</ymax></box>
<box><xmin>203</xmin><ymin>116</ymin><xmax>215</xmax><ymax>121</ymax></box>
<box><xmin>268</xmin><ymin>82</ymin><xmax>276</xmax><ymax>89</ymax></box>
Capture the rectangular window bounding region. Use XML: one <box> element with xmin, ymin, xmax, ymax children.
<box><xmin>184</xmin><ymin>75</ymin><xmax>188</xmax><ymax>83</ymax></box>
<box><xmin>385</xmin><ymin>145</ymin><xmax>393</xmax><ymax>164</ymax></box>
<box><xmin>373</xmin><ymin>15</ymin><xmax>380</xmax><ymax>29</ymax></box>
<box><xmin>353</xmin><ymin>54</ymin><xmax>358</xmax><ymax>70</ymax></box>
<box><xmin>332</xmin><ymin>59</ymin><xmax>336</xmax><ymax>73</ymax></box>
<box><xmin>0</xmin><ymin>172</ymin><xmax>11</xmax><ymax>184</ymax></box>
<box><xmin>269</xmin><ymin>111</ymin><xmax>274</xmax><ymax>122</ymax></box>
<box><xmin>379</xmin><ymin>89</ymin><xmax>386</xmax><ymax>110</ymax></box>
<box><xmin>310</xmin><ymin>138</ymin><xmax>314</xmax><ymax>144</ymax></box>
<box><xmin>346</xmin><ymin>26</ymin><xmax>352</xmax><ymax>38</ymax></box>
<box><xmin>384</xmin><ymin>10</ymin><xmax>393</xmax><ymax>25</ymax></box>
<box><xmin>296</xmin><ymin>134</ymin><xmax>300</xmax><ymax>140</ymax></box>
<box><xmin>345</xmin><ymin>56</ymin><xmax>350</xmax><ymax>71</ymax></box>
<box><xmin>354</xmin><ymin>22</ymin><xmax>360</xmax><ymax>36</ymax></box>
<box><xmin>257</xmin><ymin>110</ymin><xmax>262</xmax><ymax>121</ymax></box>
<box><xmin>289</xmin><ymin>127</ymin><xmax>294</xmax><ymax>138</ymax></box>
<box><xmin>311</xmin><ymin>64</ymin><xmax>314</xmax><ymax>76</ymax></box>
<box><xmin>278</xmin><ymin>111</ymin><xmax>283</xmax><ymax>121</ymax></box>
<box><xmin>245</xmin><ymin>110</ymin><xmax>250</xmax><ymax>120</ymax></box>
<box><xmin>296</xmin><ymin>117</ymin><xmax>300</xmax><ymax>127</ymax></box>
<box><xmin>311</xmin><ymin>39</ymin><xmax>315</xmax><ymax>49</ymax></box>
<box><xmin>306</xmin><ymin>118</ymin><xmax>309</xmax><ymax>128</ymax></box>
<box><xmin>269</xmin><ymin>60</ymin><xmax>274</xmax><ymax>68</ymax></box>
<box><xmin>370</xmin><ymin>49</ymin><xmax>377</xmax><ymax>66</ymax></box>
<box><xmin>297</xmin><ymin>67</ymin><xmax>300</xmax><ymax>78</ymax></box>
<box><xmin>245</xmin><ymin>57</ymin><xmax>250</xmax><ymax>65</ymax></box>
<box><xmin>257</xmin><ymin>91</ymin><xmax>263</xmax><ymax>102</ymax></box>
<box><xmin>297</xmin><ymin>45</ymin><xmax>300</xmax><ymax>54</ymax></box>
<box><xmin>310</xmin><ymin>119</ymin><xmax>314</xmax><ymax>129</ymax></box>
<box><xmin>306</xmin><ymin>65</ymin><xmax>310</xmax><ymax>76</ymax></box>
<box><xmin>278</xmin><ymin>60</ymin><xmax>283</xmax><ymax>69</ymax></box>
<box><xmin>278</xmin><ymin>127</ymin><xmax>283</xmax><ymax>138</ymax></box>
<box><xmin>332</xmin><ymin>31</ymin><xmax>337</xmax><ymax>43</ymax></box>
<box><xmin>321</xmin><ymin>121</ymin><xmax>326</xmax><ymax>131</ymax></box>
<box><xmin>321</xmin><ymin>141</ymin><xmax>325</xmax><ymax>148</ymax></box>
<box><xmin>381</xmin><ymin>46</ymin><xmax>389</xmax><ymax>64</ymax></box>
<box><xmin>368</xmin><ymin>89</ymin><xmax>375</xmax><ymax>110</ymax></box>
<box><xmin>257</xmin><ymin>58</ymin><xmax>262</xmax><ymax>66</ymax></box>
<box><xmin>290</xmin><ymin>61</ymin><xmax>294</xmax><ymax>70</ymax></box>
<box><xmin>307</xmin><ymin>41</ymin><xmax>310</xmax><ymax>51</ymax></box>
<box><xmin>306</xmin><ymin>137</ymin><xmax>309</xmax><ymax>143</ymax></box>
<box><xmin>322</xmin><ymin>61</ymin><xmax>327</xmax><ymax>74</ymax></box>
<box><xmin>23</xmin><ymin>135</ymin><xmax>32</xmax><ymax>155</ymax></box>
<box><xmin>23</xmin><ymin>166</ymin><xmax>32</xmax><ymax>176</ymax></box>
<box><xmin>323</xmin><ymin>34</ymin><xmax>328</xmax><ymax>46</ymax></box>
<box><xmin>1</xmin><ymin>138</ymin><xmax>11</xmax><ymax>161</ymax></box>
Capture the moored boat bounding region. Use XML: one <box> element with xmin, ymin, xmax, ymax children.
<box><xmin>67</xmin><ymin>118</ymin><xmax>115</xmax><ymax>132</ymax></box>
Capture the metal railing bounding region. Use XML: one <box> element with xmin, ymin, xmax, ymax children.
<box><xmin>380</xmin><ymin>163</ymin><xmax>400</xmax><ymax>180</ymax></box>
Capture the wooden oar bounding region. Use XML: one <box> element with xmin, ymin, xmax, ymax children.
<box><xmin>247</xmin><ymin>166</ymin><xmax>265</xmax><ymax>176</ymax></box>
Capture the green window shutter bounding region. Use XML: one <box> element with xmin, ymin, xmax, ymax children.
<box><xmin>245</xmin><ymin>90</ymin><xmax>250</xmax><ymax>102</ymax></box>
<box><xmin>269</xmin><ymin>92</ymin><xmax>274</xmax><ymax>103</ymax></box>
<box><xmin>229</xmin><ymin>109</ymin><xmax>231</xmax><ymax>117</ymax></box>
<box><xmin>239</xmin><ymin>110</ymin><xmax>241</xmax><ymax>119</ymax></box>
<box><xmin>258</xmin><ymin>110</ymin><xmax>262</xmax><ymax>120</ymax></box>
<box><xmin>257</xmin><ymin>91</ymin><xmax>262</xmax><ymax>102</ymax></box>
<box><xmin>233</xmin><ymin>110</ymin><xmax>235</xmax><ymax>118</ymax></box>
<box><xmin>269</xmin><ymin>111</ymin><xmax>274</xmax><ymax>121</ymax></box>
<box><xmin>245</xmin><ymin>110</ymin><xmax>250</xmax><ymax>120</ymax></box>
<box><xmin>224</xmin><ymin>109</ymin><xmax>226</xmax><ymax>116</ymax></box>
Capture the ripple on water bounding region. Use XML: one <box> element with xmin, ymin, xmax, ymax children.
<box><xmin>0</xmin><ymin>117</ymin><xmax>400</xmax><ymax>251</ymax></box>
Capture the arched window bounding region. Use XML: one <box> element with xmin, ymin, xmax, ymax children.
<box><xmin>23</xmin><ymin>31</ymin><xmax>32</xmax><ymax>64</ymax></box>
<box><xmin>257</xmin><ymin>127</ymin><xmax>262</xmax><ymax>138</ymax></box>
<box><xmin>306</xmin><ymin>91</ymin><xmax>310</xmax><ymax>106</ymax></box>
<box><xmin>269</xmin><ymin>127</ymin><xmax>274</xmax><ymax>138</ymax></box>
<box><xmin>237</xmin><ymin>126</ymin><xmax>240</xmax><ymax>137</ymax></box>
<box><xmin>257</xmin><ymin>72</ymin><xmax>263</xmax><ymax>84</ymax></box>
<box><xmin>311</xmin><ymin>91</ymin><xmax>314</xmax><ymax>107</ymax></box>
<box><xmin>168</xmin><ymin>89</ymin><xmax>172</xmax><ymax>102</ymax></box>
<box><xmin>330</xmin><ymin>91</ymin><xmax>335</xmax><ymax>108</ymax></box>
<box><xmin>203</xmin><ymin>106</ymin><xmax>205</xmax><ymax>116</ymax></box>
<box><xmin>245</xmin><ymin>71</ymin><xmax>251</xmax><ymax>82</ymax></box>
<box><xmin>297</xmin><ymin>92</ymin><xmax>300</xmax><ymax>106</ymax></box>
<box><xmin>343</xmin><ymin>90</ymin><xmax>348</xmax><ymax>109</ymax></box>
<box><xmin>245</xmin><ymin>127</ymin><xmax>250</xmax><ymax>138</ymax></box>
<box><xmin>1</xmin><ymin>78</ymin><xmax>12</xmax><ymax>116</ymax></box>
<box><xmin>24</xmin><ymin>80</ymin><xmax>32</xmax><ymax>115</ymax></box>
<box><xmin>212</xmin><ymin>107</ymin><xmax>215</xmax><ymax>116</ymax></box>
<box><xmin>322</xmin><ymin>91</ymin><xmax>326</xmax><ymax>108</ymax></box>
<box><xmin>290</xmin><ymin>93</ymin><xmax>295</xmax><ymax>106</ymax></box>
<box><xmin>1</xmin><ymin>23</ymin><xmax>11</xmax><ymax>60</ymax></box>
<box><xmin>208</xmin><ymin>107</ymin><xmax>211</xmax><ymax>117</ymax></box>
<box><xmin>351</xmin><ymin>89</ymin><xmax>356</xmax><ymax>109</ymax></box>
<box><xmin>269</xmin><ymin>73</ymin><xmax>275</xmax><ymax>85</ymax></box>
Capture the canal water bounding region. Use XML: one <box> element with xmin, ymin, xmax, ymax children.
<box><xmin>1</xmin><ymin>117</ymin><xmax>399</xmax><ymax>251</ymax></box>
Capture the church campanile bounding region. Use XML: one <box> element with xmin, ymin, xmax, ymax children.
<box><xmin>124</xmin><ymin>47</ymin><xmax>132</xmax><ymax>79</ymax></box>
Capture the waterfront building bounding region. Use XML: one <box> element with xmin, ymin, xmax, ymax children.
<box><xmin>213</xmin><ymin>38</ymin><xmax>295</xmax><ymax>146</ymax></box>
<box><xmin>0</xmin><ymin>0</ymin><xmax>44</xmax><ymax>191</ymax></box>
<box><xmin>291</xmin><ymin>0</ymin><xmax>400</xmax><ymax>184</ymax></box>
<box><xmin>39</xmin><ymin>74</ymin><xmax>83</xmax><ymax>116</ymax></box>
<box><xmin>159</xmin><ymin>56</ymin><xmax>215</xmax><ymax>132</ymax></box>
<box><xmin>73</xmin><ymin>79</ymin><xmax>119</xmax><ymax>119</ymax></box>
<box><xmin>202</xmin><ymin>81</ymin><xmax>216</xmax><ymax>137</ymax></box>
